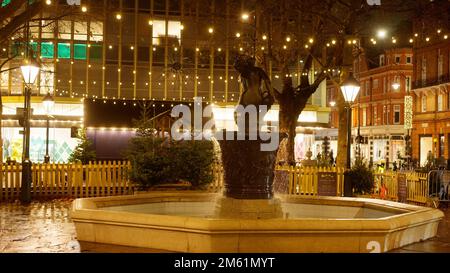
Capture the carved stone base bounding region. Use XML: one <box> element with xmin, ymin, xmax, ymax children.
<box><xmin>215</xmin><ymin>197</ymin><xmax>283</xmax><ymax>219</ymax></box>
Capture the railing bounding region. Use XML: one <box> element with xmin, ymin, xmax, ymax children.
<box><xmin>0</xmin><ymin>161</ymin><xmax>133</xmax><ymax>201</ymax></box>
<box><xmin>1</xmin><ymin>161</ymin><xmax>433</xmax><ymax>206</ymax></box>
<box><xmin>373</xmin><ymin>171</ymin><xmax>429</xmax><ymax>205</ymax></box>
<box><xmin>276</xmin><ymin>166</ymin><xmax>345</xmax><ymax>197</ymax></box>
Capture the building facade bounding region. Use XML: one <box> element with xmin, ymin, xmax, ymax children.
<box><xmin>326</xmin><ymin>48</ymin><xmax>413</xmax><ymax>167</ymax></box>
<box><xmin>0</xmin><ymin>0</ymin><xmax>330</xmax><ymax>162</ymax></box>
<box><xmin>411</xmin><ymin>0</ymin><xmax>450</xmax><ymax>167</ymax></box>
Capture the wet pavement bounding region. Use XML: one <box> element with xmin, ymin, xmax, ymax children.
<box><xmin>0</xmin><ymin>199</ymin><xmax>449</xmax><ymax>253</ymax></box>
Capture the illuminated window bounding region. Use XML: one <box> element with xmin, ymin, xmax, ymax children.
<box><xmin>57</xmin><ymin>43</ymin><xmax>71</xmax><ymax>59</ymax></box>
<box><xmin>40</xmin><ymin>63</ymin><xmax>54</xmax><ymax>94</ymax></box>
<box><xmin>41</xmin><ymin>42</ymin><xmax>54</xmax><ymax>58</ymax></box>
<box><xmin>438</xmin><ymin>94</ymin><xmax>443</xmax><ymax>111</ymax></box>
<box><xmin>58</xmin><ymin>20</ymin><xmax>72</xmax><ymax>40</ymax></box>
<box><xmin>152</xmin><ymin>20</ymin><xmax>181</xmax><ymax>45</ymax></box>
<box><xmin>90</xmin><ymin>21</ymin><xmax>104</xmax><ymax>42</ymax></box>
<box><xmin>41</xmin><ymin>20</ymin><xmax>55</xmax><ymax>39</ymax></box>
<box><xmin>74</xmin><ymin>22</ymin><xmax>88</xmax><ymax>41</ymax></box>
<box><xmin>74</xmin><ymin>44</ymin><xmax>87</xmax><ymax>59</ymax></box>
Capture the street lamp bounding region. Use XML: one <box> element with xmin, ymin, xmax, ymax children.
<box><xmin>392</xmin><ymin>80</ymin><xmax>400</xmax><ymax>90</ymax></box>
<box><xmin>341</xmin><ymin>72</ymin><xmax>360</xmax><ymax>197</ymax></box>
<box><xmin>20</xmin><ymin>58</ymin><xmax>40</xmax><ymax>203</ymax></box>
<box><xmin>42</xmin><ymin>93</ymin><xmax>54</xmax><ymax>163</ymax></box>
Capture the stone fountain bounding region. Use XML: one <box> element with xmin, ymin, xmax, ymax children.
<box><xmin>71</xmin><ymin>56</ymin><xmax>444</xmax><ymax>253</ymax></box>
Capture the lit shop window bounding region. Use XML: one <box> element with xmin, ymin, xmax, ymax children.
<box><xmin>58</xmin><ymin>20</ymin><xmax>72</xmax><ymax>40</ymax></box>
<box><xmin>41</xmin><ymin>20</ymin><xmax>55</xmax><ymax>39</ymax></box>
<box><xmin>90</xmin><ymin>21</ymin><xmax>104</xmax><ymax>42</ymax></box>
<box><xmin>40</xmin><ymin>63</ymin><xmax>54</xmax><ymax>94</ymax></box>
<box><xmin>41</xmin><ymin>42</ymin><xmax>54</xmax><ymax>58</ymax></box>
<box><xmin>152</xmin><ymin>20</ymin><xmax>181</xmax><ymax>45</ymax></box>
<box><xmin>74</xmin><ymin>44</ymin><xmax>87</xmax><ymax>60</ymax></box>
<box><xmin>74</xmin><ymin>22</ymin><xmax>88</xmax><ymax>41</ymax></box>
<box><xmin>58</xmin><ymin>43</ymin><xmax>71</xmax><ymax>59</ymax></box>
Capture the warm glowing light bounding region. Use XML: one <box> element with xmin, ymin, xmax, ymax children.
<box><xmin>262</xmin><ymin>35</ymin><xmax>267</xmax><ymax>40</ymax></box>
<box><xmin>241</xmin><ymin>13</ymin><xmax>249</xmax><ymax>20</ymax></box>
<box><xmin>426</xmin><ymin>37</ymin><xmax>430</xmax><ymax>42</ymax></box>
<box><xmin>377</xmin><ymin>29</ymin><xmax>387</xmax><ymax>39</ymax></box>
<box><xmin>309</xmin><ymin>38</ymin><xmax>314</xmax><ymax>44</ymax></box>
<box><xmin>81</xmin><ymin>6</ymin><xmax>87</xmax><ymax>12</ymax></box>
<box><xmin>208</xmin><ymin>27</ymin><xmax>214</xmax><ymax>34</ymax></box>
<box><xmin>286</xmin><ymin>37</ymin><xmax>291</xmax><ymax>42</ymax></box>
<box><xmin>148</xmin><ymin>20</ymin><xmax>153</xmax><ymax>25</ymax></box>
<box><xmin>236</xmin><ymin>32</ymin><xmax>241</xmax><ymax>38</ymax></box>
<box><xmin>116</xmin><ymin>13</ymin><xmax>122</xmax><ymax>20</ymax></box>
<box><xmin>46</xmin><ymin>0</ymin><xmax>51</xmax><ymax>5</ymax></box>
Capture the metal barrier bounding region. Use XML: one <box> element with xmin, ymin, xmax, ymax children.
<box><xmin>428</xmin><ymin>170</ymin><xmax>450</xmax><ymax>207</ymax></box>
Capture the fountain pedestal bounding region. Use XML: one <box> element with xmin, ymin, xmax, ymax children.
<box><xmin>215</xmin><ymin>197</ymin><xmax>283</xmax><ymax>219</ymax></box>
<box><xmin>216</xmin><ymin>131</ymin><xmax>283</xmax><ymax>219</ymax></box>
<box><xmin>217</xmin><ymin>134</ymin><xmax>279</xmax><ymax>199</ymax></box>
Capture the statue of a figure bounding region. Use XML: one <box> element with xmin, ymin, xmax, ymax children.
<box><xmin>234</xmin><ymin>55</ymin><xmax>274</xmax><ymax>108</ymax></box>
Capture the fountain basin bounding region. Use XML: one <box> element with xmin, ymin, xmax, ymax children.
<box><xmin>71</xmin><ymin>192</ymin><xmax>444</xmax><ymax>253</ymax></box>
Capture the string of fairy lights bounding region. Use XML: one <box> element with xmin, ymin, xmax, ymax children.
<box><xmin>2</xmin><ymin>2</ymin><xmax>449</xmax><ymax>105</ymax></box>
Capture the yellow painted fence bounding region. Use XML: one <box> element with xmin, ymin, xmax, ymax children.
<box><xmin>1</xmin><ymin>161</ymin><xmax>431</xmax><ymax>206</ymax></box>
<box><xmin>0</xmin><ymin>161</ymin><xmax>133</xmax><ymax>201</ymax></box>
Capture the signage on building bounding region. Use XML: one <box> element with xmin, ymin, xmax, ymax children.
<box><xmin>367</xmin><ymin>0</ymin><xmax>381</xmax><ymax>5</ymax></box>
<box><xmin>318</xmin><ymin>172</ymin><xmax>338</xmax><ymax>196</ymax></box>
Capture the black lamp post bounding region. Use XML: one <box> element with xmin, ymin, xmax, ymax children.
<box><xmin>42</xmin><ymin>93</ymin><xmax>54</xmax><ymax>163</ymax></box>
<box><xmin>340</xmin><ymin>72</ymin><xmax>361</xmax><ymax>196</ymax></box>
<box><xmin>19</xmin><ymin>59</ymin><xmax>40</xmax><ymax>203</ymax></box>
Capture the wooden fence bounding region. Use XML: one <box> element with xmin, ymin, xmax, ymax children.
<box><xmin>0</xmin><ymin>161</ymin><xmax>133</xmax><ymax>201</ymax></box>
<box><xmin>372</xmin><ymin>171</ymin><xmax>429</xmax><ymax>205</ymax></box>
<box><xmin>279</xmin><ymin>166</ymin><xmax>431</xmax><ymax>206</ymax></box>
<box><xmin>276</xmin><ymin>166</ymin><xmax>346</xmax><ymax>196</ymax></box>
<box><xmin>1</xmin><ymin>160</ymin><xmax>432</xmax><ymax>206</ymax></box>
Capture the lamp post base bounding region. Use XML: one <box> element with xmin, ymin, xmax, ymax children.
<box><xmin>44</xmin><ymin>155</ymin><xmax>50</xmax><ymax>164</ymax></box>
<box><xmin>20</xmin><ymin>159</ymin><xmax>32</xmax><ymax>204</ymax></box>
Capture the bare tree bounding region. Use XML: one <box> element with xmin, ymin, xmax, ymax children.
<box><xmin>239</xmin><ymin>0</ymin><xmax>423</xmax><ymax>167</ymax></box>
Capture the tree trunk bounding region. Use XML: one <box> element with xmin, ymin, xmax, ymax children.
<box><xmin>278</xmin><ymin>104</ymin><xmax>298</xmax><ymax>165</ymax></box>
<box><xmin>336</xmin><ymin>94</ymin><xmax>348</xmax><ymax>168</ymax></box>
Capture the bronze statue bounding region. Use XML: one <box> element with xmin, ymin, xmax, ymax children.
<box><xmin>234</xmin><ymin>55</ymin><xmax>274</xmax><ymax>108</ymax></box>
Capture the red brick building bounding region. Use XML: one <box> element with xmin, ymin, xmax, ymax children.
<box><xmin>411</xmin><ymin>0</ymin><xmax>450</xmax><ymax>167</ymax></box>
<box><xmin>327</xmin><ymin>48</ymin><xmax>413</xmax><ymax>167</ymax></box>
